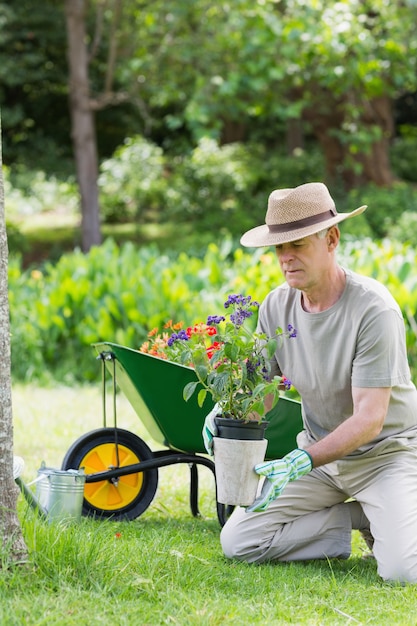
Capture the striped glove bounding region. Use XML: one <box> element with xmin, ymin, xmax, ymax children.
<box><xmin>246</xmin><ymin>449</ymin><xmax>313</xmax><ymax>513</ymax></box>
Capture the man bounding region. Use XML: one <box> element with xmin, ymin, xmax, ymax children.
<box><xmin>210</xmin><ymin>182</ymin><xmax>417</xmax><ymax>583</ymax></box>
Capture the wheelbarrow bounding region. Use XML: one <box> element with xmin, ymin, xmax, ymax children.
<box><xmin>60</xmin><ymin>343</ymin><xmax>303</xmax><ymax>526</ymax></box>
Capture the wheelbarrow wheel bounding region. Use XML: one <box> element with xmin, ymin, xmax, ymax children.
<box><xmin>62</xmin><ymin>428</ymin><xmax>158</xmax><ymax>521</ymax></box>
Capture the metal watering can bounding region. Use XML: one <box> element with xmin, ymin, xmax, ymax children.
<box><xmin>14</xmin><ymin>457</ymin><xmax>85</xmax><ymax>523</ymax></box>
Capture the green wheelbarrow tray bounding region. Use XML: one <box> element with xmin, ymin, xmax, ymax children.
<box><xmin>93</xmin><ymin>342</ymin><xmax>303</xmax><ymax>460</ymax></box>
<box><xmin>56</xmin><ymin>342</ymin><xmax>303</xmax><ymax>526</ymax></box>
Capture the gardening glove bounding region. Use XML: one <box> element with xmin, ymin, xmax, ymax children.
<box><xmin>246</xmin><ymin>449</ymin><xmax>313</xmax><ymax>513</ymax></box>
<box><xmin>202</xmin><ymin>403</ymin><xmax>220</xmax><ymax>455</ymax></box>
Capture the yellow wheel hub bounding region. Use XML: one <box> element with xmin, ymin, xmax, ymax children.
<box><xmin>81</xmin><ymin>443</ymin><xmax>143</xmax><ymax>511</ymax></box>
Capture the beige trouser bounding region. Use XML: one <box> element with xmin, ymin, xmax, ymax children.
<box><xmin>220</xmin><ymin>437</ymin><xmax>417</xmax><ymax>583</ymax></box>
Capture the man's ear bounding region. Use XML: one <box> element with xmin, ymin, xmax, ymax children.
<box><xmin>327</xmin><ymin>225</ymin><xmax>340</xmax><ymax>249</ymax></box>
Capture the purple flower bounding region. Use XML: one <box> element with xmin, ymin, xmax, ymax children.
<box><xmin>207</xmin><ymin>315</ymin><xmax>226</xmax><ymax>325</ymax></box>
<box><xmin>287</xmin><ymin>324</ymin><xmax>297</xmax><ymax>338</ymax></box>
<box><xmin>222</xmin><ymin>294</ymin><xmax>260</xmax><ymax>327</ymax></box>
<box><xmin>224</xmin><ymin>294</ymin><xmax>259</xmax><ymax>309</ymax></box>
<box><xmin>261</xmin><ymin>366</ymin><xmax>270</xmax><ymax>381</ymax></box>
<box><xmin>230</xmin><ymin>309</ymin><xmax>253</xmax><ymax>327</ymax></box>
<box><xmin>224</xmin><ymin>294</ymin><xmax>242</xmax><ymax>308</ymax></box>
<box><xmin>167</xmin><ymin>330</ymin><xmax>189</xmax><ymax>346</ymax></box>
<box><xmin>246</xmin><ymin>358</ymin><xmax>260</xmax><ymax>378</ymax></box>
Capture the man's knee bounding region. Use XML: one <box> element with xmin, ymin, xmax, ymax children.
<box><xmin>220</xmin><ymin>521</ymin><xmax>247</xmax><ymax>560</ymax></box>
<box><xmin>378</xmin><ymin>556</ymin><xmax>417</xmax><ymax>584</ymax></box>
<box><xmin>220</xmin><ymin>519</ymin><xmax>265</xmax><ymax>563</ymax></box>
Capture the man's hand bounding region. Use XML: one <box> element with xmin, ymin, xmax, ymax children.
<box><xmin>202</xmin><ymin>403</ymin><xmax>220</xmax><ymax>455</ymax></box>
<box><xmin>246</xmin><ymin>449</ymin><xmax>313</xmax><ymax>513</ymax></box>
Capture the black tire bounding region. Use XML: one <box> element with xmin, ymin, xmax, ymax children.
<box><xmin>62</xmin><ymin>428</ymin><xmax>158</xmax><ymax>521</ymax></box>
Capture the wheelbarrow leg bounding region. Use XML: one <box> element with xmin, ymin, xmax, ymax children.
<box><xmin>216</xmin><ymin>502</ymin><xmax>235</xmax><ymax>527</ymax></box>
<box><xmin>189</xmin><ymin>463</ymin><xmax>201</xmax><ymax>518</ymax></box>
<box><xmin>189</xmin><ymin>461</ymin><xmax>235</xmax><ymax>526</ymax></box>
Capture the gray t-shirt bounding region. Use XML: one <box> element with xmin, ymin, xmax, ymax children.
<box><xmin>257</xmin><ymin>268</ymin><xmax>417</xmax><ymax>455</ymax></box>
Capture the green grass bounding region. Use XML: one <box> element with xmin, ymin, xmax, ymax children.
<box><xmin>3</xmin><ymin>385</ymin><xmax>417</xmax><ymax>625</ymax></box>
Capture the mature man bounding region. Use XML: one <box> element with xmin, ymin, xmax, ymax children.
<box><xmin>214</xmin><ymin>182</ymin><xmax>417</xmax><ymax>583</ymax></box>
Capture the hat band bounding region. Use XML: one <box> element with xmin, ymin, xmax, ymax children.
<box><xmin>267</xmin><ymin>208</ymin><xmax>337</xmax><ymax>234</ymax></box>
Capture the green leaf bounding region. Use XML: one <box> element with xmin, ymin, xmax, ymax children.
<box><xmin>224</xmin><ymin>342</ymin><xmax>239</xmax><ymax>361</ymax></box>
<box><xmin>195</xmin><ymin>363</ymin><xmax>208</xmax><ymax>381</ymax></box>
<box><xmin>266</xmin><ymin>338</ymin><xmax>277</xmax><ymax>358</ymax></box>
<box><xmin>183</xmin><ymin>381</ymin><xmax>199</xmax><ymax>402</ymax></box>
<box><xmin>197</xmin><ymin>388</ymin><xmax>208</xmax><ymax>407</ymax></box>
<box><xmin>211</xmin><ymin>371</ymin><xmax>229</xmax><ymax>395</ymax></box>
<box><xmin>251</xmin><ymin>400</ymin><xmax>265</xmax><ymax>416</ymax></box>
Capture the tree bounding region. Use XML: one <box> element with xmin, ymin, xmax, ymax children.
<box><xmin>64</xmin><ymin>0</ymin><xmax>102</xmax><ymax>252</ymax></box>
<box><xmin>0</xmin><ymin>2</ymin><xmax>71</xmax><ymax>168</ymax></box>
<box><xmin>64</xmin><ymin>0</ymin><xmax>137</xmax><ymax>251</ymax></box>
<box><xmin>3</xmin><ymin>0</ymin><xmax>417</xmax><ymax>200</ymax></box>
<box><xmin>126</xmin><ymin>0</ymin><xmax>417</xmax><ymax>188</ymax></box>
<box><xmin>280</xmin><ymin>0</ymin><xmax>417</xmax><ymax>187</ymax></box>
<box><xmin>0</xmin><ymin>114</ymin><xmax>28</xmax><ymax>563</ymax></box>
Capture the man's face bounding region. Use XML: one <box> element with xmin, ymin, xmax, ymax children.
<box><xmin>275</xmin><ymin>231</ymin><xmax>333</xmax><ymax>291</ymax></box>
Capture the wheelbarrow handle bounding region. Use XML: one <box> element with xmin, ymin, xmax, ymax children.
<box><xmin>84</xmin><ymin>453</ymin><xmax>215</xmax><ymax>483</ymax></box>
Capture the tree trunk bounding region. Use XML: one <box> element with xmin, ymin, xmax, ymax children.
<box><xmin>0</xmin><ymin>116</ymin><xmax>28</xmax><ymax>563</ymax></box>
<box><xmin>286</xmin><ymin>118</ymin><xmax>304</xmax><ymax>154</ymax></box>
<box><xmin>65</xmin><ymin>0</ymin><xmax>102</xmax><ymax>252</ymax></box>
<box><xmin>220</xmin><ymin>118</ymin><xmax>247</xmax><ymax>144</ymax></box>
<box><xmin>355</xmin><ymin>95</ymin><xmax>395</xmax><ymax>187</ymax></box>
<box><xmin>304</xmin><ymin>90</ymin><xmax>395</xmax><ymax>189</ymax></box>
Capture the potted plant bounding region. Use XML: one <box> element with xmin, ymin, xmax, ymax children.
<box><xmin>140</xmin><ymin>294</ymin><xmax>296</xmax><ymax>505</ymax></box>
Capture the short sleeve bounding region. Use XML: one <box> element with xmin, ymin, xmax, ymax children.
<box><xmin>352</xmin><ymin>308</ymin><xmax>410</xmax><ymax>387</ymax></box>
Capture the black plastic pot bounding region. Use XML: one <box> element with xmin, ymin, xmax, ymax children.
<box><xmin>214</xmin><ymin>417</ymin><xmax>268</xmax><ymax>441</ymax></box>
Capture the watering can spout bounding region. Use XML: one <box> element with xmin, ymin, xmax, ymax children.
<box><xmin>13</xmin><ymin>456</ymin><xmax>48</xmax><ymax>519</ymax></box>
<box><xmin>15</xmin><ymin>476</ymin><xmax>49</xmax><ymax>519</ymax></box>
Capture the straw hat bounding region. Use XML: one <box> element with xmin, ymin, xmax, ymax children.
<box><xmin>240</xmin><ymin>182</ymin><xmax>367</xmax><ymax>247</ymax></box>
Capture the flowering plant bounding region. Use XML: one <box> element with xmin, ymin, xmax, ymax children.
<box><xmin>140</xmin><ymin>294</ymin><xmax>296</xmax><ymax>423</ymax></box>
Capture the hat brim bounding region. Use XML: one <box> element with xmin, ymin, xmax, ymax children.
<box><xmin>240</xmin><ymin>205</ymin><xmax>367</xmax><ymax>248</ymax></box>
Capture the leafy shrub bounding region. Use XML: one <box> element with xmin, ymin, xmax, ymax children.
<box><xmin>255</xmin><ymin>145</ymin><xmax>325</xmax><ymax>190</ymax></box>
<box><xmin>5</xmin><ymin>166</ymin><xmax>77</xmax><ymax>217</ymax></box>
<box><xmin>347</xmin><ymin>182</ymin><xmax>417</xmax><ymax>239</ymax></box>
<box><xmin>11</xmin><ymin>136</ymin><xmax>417</xmax><ymax>249</ymax></box>
<box><xmin>98</xmin><ymin>136</ymin><xmax>168</xmax><ymax>223</ymax></box>
<box><xmin>6</xmin><ymin>221</ymin><xmax>28</xmax><ymax>255</ymax></box>
<box><xmin>390</xmin><ymin>212</ymin><xmax>417</xmax><ymax>247</ymax></box>
<box><xmin>390</xmin><ymin>130</ymin><xmax>417</xmax><ymax>183</ymax></box>
<box><xmin>98</xmin><ymin>135</ymin><xmax>326</xmax><ymax>237</ymax></box>
<box><xmin>166</xmin><ymin>138</ymin><xmax>263</xmax><ymax>233</ymax></box>
<box><xmin>9</xmin><ymin>239</ymin><xmax>261</xmax><ymax>383</ymax></box>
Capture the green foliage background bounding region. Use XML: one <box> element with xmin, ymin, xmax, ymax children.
<box><xmin>9</xmin><ymin>237</ymin><xmax>417</xmax><ymax>385</ymax></box>
<box><xmin>6</xmin><ymin>133</ymin><xmax>417</xmax><ymax>386</ymax></box>
<box><xmin>96</xmin><ymin>135</ymin><xmax>417</xmax><ymax>249</ymax></box>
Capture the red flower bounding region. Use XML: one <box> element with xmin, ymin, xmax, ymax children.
<box><xmin>206</xmin><ymin>341</ymin><xmax>223</xmax><ymax>359</ymax></box>
<box><xmin>187</xmin><ymin>323</ymin><xmax>216</xmax><ymax>337</ymax></box>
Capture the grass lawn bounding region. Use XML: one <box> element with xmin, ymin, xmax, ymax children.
<box><xmin>3</xmin><ymin>384</ymin><xmax>417</xmax><ymax>625</ymax></box>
